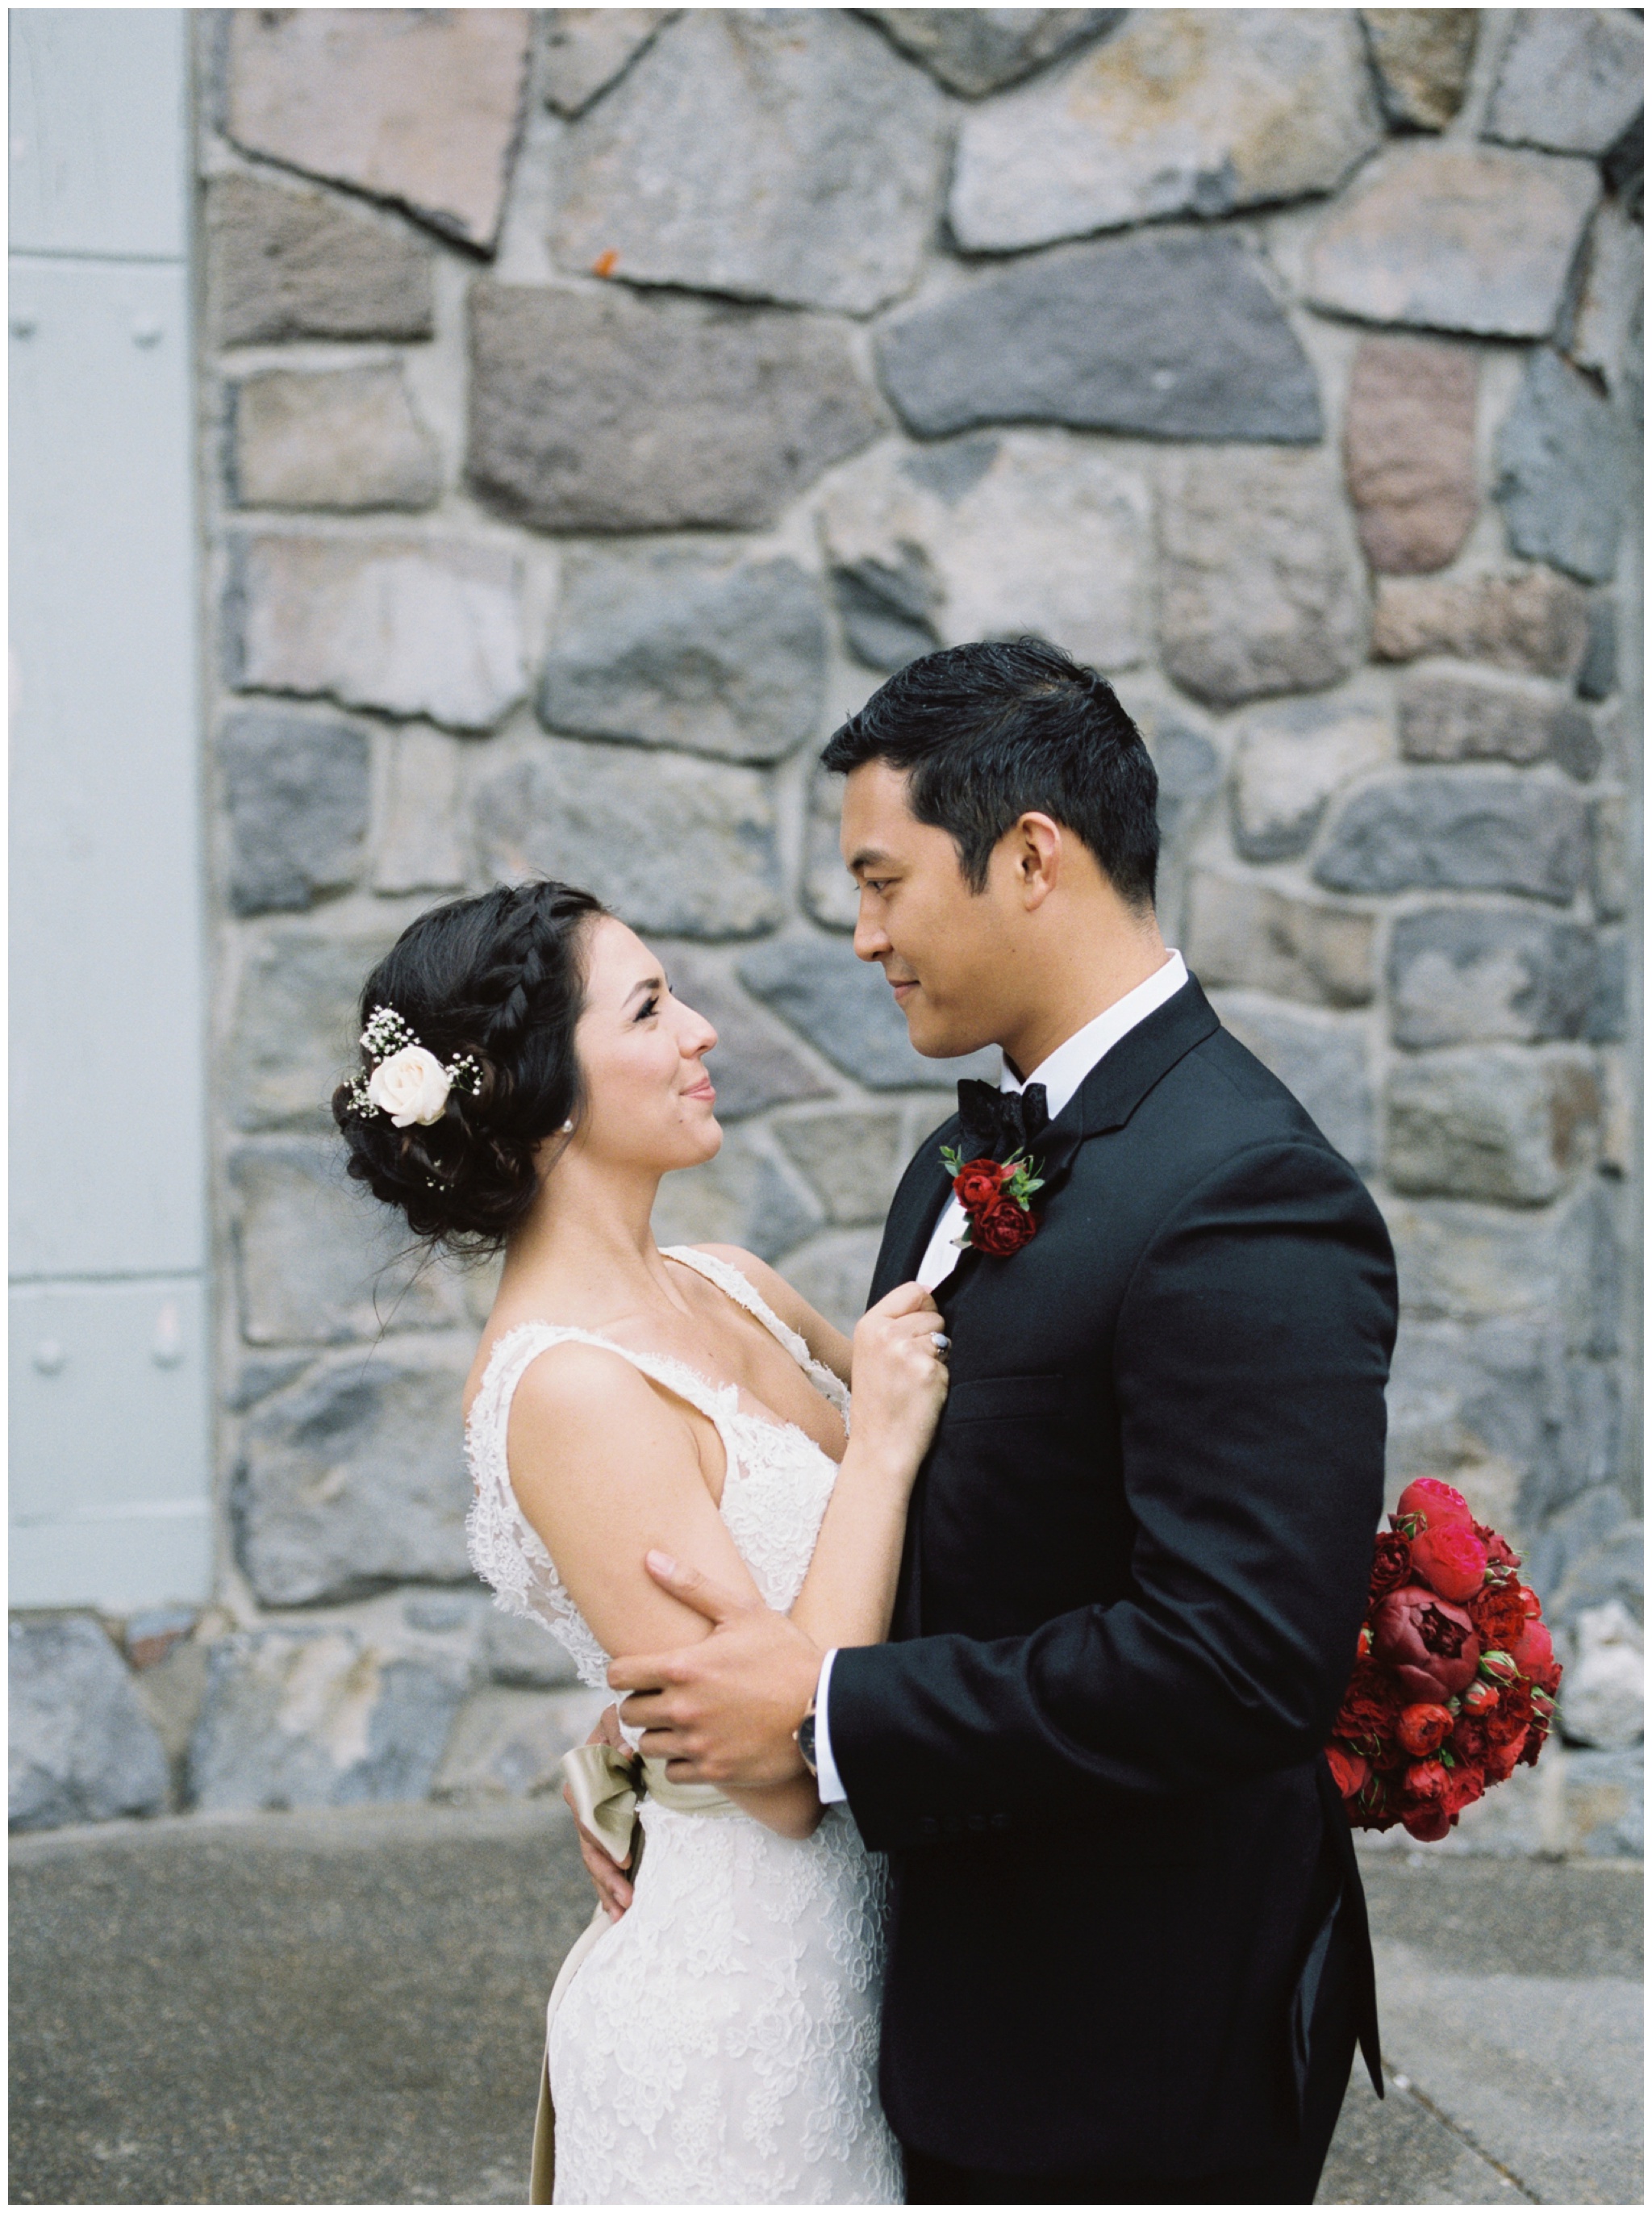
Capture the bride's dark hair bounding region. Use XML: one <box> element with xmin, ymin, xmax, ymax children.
<box><xmin>332</xmin><ymin>879</ymin><xmax>607</xmax><ymax>1253</ymax></box>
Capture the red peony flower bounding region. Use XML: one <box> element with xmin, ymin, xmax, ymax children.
<box><xmin>1478</xmin><ymin>1648</ymin><xmax>1521</xmax><ymax>1688</ymax></box>
<box><xmin>1510</xmin><ymin>1618</ymin><xmax>1555</xmax><ymax>1681</ymax></box>
<box><xmin>1441</xmin><ymin>1760</ymin><xmax>1485</xmax><ymax>1820</ymax></box>
<box><xmin>1484</xmin><ymin>1678</ymin><xmax>1534</xmax><ymax>1749</ymax></box>
<box><xmin>1395</xmin><ymin>1478</ymin><xmax>1473</xmax><ymax>1530</ymax></box>
<box><xmin>1402</xmin><ymin>1803</ymin><xmax>1454</xmax><ymax>1841</ymax></box>
<box><xmin>971</xmin><ymin>1194</ymin><xmax>1038</xmax><ymax>1258</ymax></box>
<box><xmin>1450</xmin><ymin>1712</ymin><xmax>1488</xmax><ymax>1764</ymax></box>
<box><xmin>1472</xmin><ymin>1518</ymin><xmax>1521</xmax><ymax>1572</ymax></box>
<box><xmin>1325</xmin><ymin>1743</ymin><xmax>1369</xmax><ymax>1799</ymax></box>
<box><xmin>1483</xmin><ymin>1732</ymin><xmax>1522</xmax><ymax>1784</ymax></box>
<box><xmin>1371</xmin><ymin>1589</ymin><xmax>1482</xmax><ymax>1702</ymax></box>
<box><xmin>1369</xmin><ymin>1530</ymin><xmax>1412</xmax><ymax>1598</ymax></box>
<box><xmin>1334</xmin><ymin>1658</ymin><xmax>1401</xmax><ymax>1763</ymax></box>
<box><xmin>1462</xmin><ymin>1680</ymin><xmax>1500</xmax><ymax>1716</ymax></box>
<box><xmin>1411</xmin><ymin>1521</ymin><xmax>1488</xmax><ymax>1603</ymax></box>
<box><xmin>1470</xmin><ymin>1584</ymin><xmax>1529</xmax><ymax>1651</ymax></box>
<box><xmin>1396</xmin><ymin>1702</ymin><xmax>1454</xmax><ymax>1757</ymax></box>
<box><xmin>952</xmin><ymin>1159</ymin><xmax>1007</xmax><ymax>1212</ymax></box>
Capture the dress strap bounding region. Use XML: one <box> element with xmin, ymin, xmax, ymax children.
<box><xmin>662</xmin><ymin>1246</ymin><xmax>851</xmax><ymax>1423</ymax></box>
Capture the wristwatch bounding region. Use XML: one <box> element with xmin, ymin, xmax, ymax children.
<box><xmin>794</xmin><ymin>1697</ymin><xmax>819</xmax><ymax>1779</ymax></box>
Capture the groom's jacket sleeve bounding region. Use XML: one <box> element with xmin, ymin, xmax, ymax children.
<box><xmin>828</xmin><ymin>1139</ymin><xmax>1396</xmax><ymax>1854</ymax></box>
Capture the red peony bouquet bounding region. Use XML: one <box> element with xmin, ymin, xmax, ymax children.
<box><xmin>1327</xmin><ymin>1478</ymin><xmax>1563</xmax><ymax>1843</ymax></box>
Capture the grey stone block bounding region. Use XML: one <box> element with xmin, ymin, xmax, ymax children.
<box><xmin>10</xmin><ymin>1617</ymin><xmax>169</xmax><ymax>1831</ymax></box>
<box><xmin>468</xmin><ymin>282</ymin><xmax>882</xmax><ymax>533</ymax></box>
<box><xmin>434</xmin><ymin>1685</ymin><xmax>611</xmax><ymax>1800</ymax></box>
<box><xmin>1385</xmin><ymin>1046</ymin><xmax>1601</xmax><ymax>1205</ymax></box>
<box><xmin>1588</xmin><ymin>929</ymin><xmax>1627</xmax><ymax>1045</ymax></box>
<box><xmin>482</xmin><ymin>1610</ymin><xmax>582</xmax><ymax>1691</ymax></box>
<box><xmin>1562</xmin><ymin>197</ymin><xmax>1642</xmax><ymax>400</ymax></box>
<box><xmin>1207</xmin><ymin>992</ymin><xmax>1375</xmax><ymax>1170</ymax></box>
<box><xmin>649</xmin><ymin>948</ymin><xmax>832</xmax><ymax>1121</ymax></box>
<box><xmin>204</xmin><ymin>171</ymin><xmax>435</xmax><ymax>346</ymax></box>
<box><xmin>1397</xmin><ymin>665</ymin><xmax>1600</xmax><ymax>779</ymax></box>
<box><xmin>230</xmin><ymin>366</ymin><xmax>440</xmax><ymax>513</ymax></box>
<box><xmin>949</xmin><ymin>10</ymin><xmax>1379</xmax><ymax>253</ymax></box>
<box><xmin>540</xmin><ymin>553</ymin><xmax>827</xmax><ymax>765</ymax></box>
<box><xmin>1381</xmin><ymin>1184</ymin><xmax>1617</xmax><ymax>1352</ymax></box>
<box><xmin>219</xmin><ymin>708</ymin><xmax>369</xmax><ymax>917</ymax></box>
<box><xmin>1562</xmin><ymin>1747</ymin><xmax>1643</xmax><ymax>1856</ymax></box>
<box><xmin>1576</xmin><ymin>596</ymin><xmax>1617</xmax><ymax>702</ymax></box>
<box><xmin>1314</xmin><ymin>771</ymin><xmax>1587</xmax><ymax>904</ymax></box>
<box><xmin>222</xmin><ymin>9</ymin><xmax>532</xmax><ymax>252</ymax></box>
<box><xmin>1558</xmin><ymin>1599</ymin><xmax>1641</xmax><ymax>1751</ymax></box>
<box><xmin>189</xmin><ymin>1626</ymin><xmax>469</xmax><ymax>1813</ymax></box>
<box><xmin>649</xmin><ymin>1122</ymin><xmax>824</xmax><ymax>1265</ymax></box>
<box><xmin>229</xmin><ymin>1143</ymin><xmax>470</xmax><ymax>1346</ymax></box>
<box><xmin>804</xmin><ymin>766</ymin><xmax>860</xmax><ymax>934</ymax></box>
<box><xmin>1590</xmin><ymin>794</ymin><xmax>1629</xmax><ymax>921</ymax></box>
<box><xmin>819</xmin><ymin>433</ymin><xmax>1150</xmax><ymax>675</ymax></box>
<box><xmin>236</xmin><ymin>1343</ymin><xmax>474</xmax><ymax>1607</ymax></box>
<box><xmin>861</xmin><ymin>10</ymin><xmax>1122</xmax><ymax>98</ymax></box>
<box><xmin>553</xmin><ymin>12</ymin><xmax>948</xmax><ymax>315</ymax></box>
<box><xmin>773</xmin><ymin>1110</ymin><xmax>907</xmax><ymax>1227</ymax></box>
<box><xmin>230</xmin><ymin>925</ymin><xmax>394</xmax><ymax>1134</ymax></box>
<box><xmin>1186</xmin><ymin>874</ymin><xmax>1377</xmax><ymax>1009</ymax></box>
<box><xmin>1496</xmin><ymin>349</ymin><xmax>1625</xmax><ymax>585</ymax></box>
<box><xmin>1344</xmin><ymin>334</ymin><xmax>1479</xmax><ymax>575</ymax></box>
<box><xmin>473</xmin><ymin>741</ymin><xmax>782</xmax><ymax>941</ymax></box>
<box><xmin>372</xmin><ymin>727</ymin><xmax>469</xmax><ymax>897</ymax></box>
<box><xmin>1385</xmin><ymin>1310</ymin><xmax>1579</xmax><ymax>1539</ymax></box>
<box><xmin>1306</xmin><ymin>144</ymin><xmax>1600</xmax><ymax>339</ymax></box>
<box><xmin>1486</xmin><ymin>9</ymin><xmax>1645</xmax><ymax>160</ymax></box>
<box><xmin>227</xmin><ymin>534</ymin><xmax>524</xmax><ymax>734</ymax></box>
<box><xmin>541</xmin><ymin>9</ymin><xmax>674</xmax><ymax>116</ymax></box>
<box><xmin>1388</xmin><ymin>908</ymin><xmax>1600</xmax><ymax>1048</ymax></box>
<box><xmin>778</xmin><ymin>1228</ymin><xmax>885</xmax><ymax>1335</ymax></box>
<box><xmin>1229</xmin><ymin>695</ymin><xmax>1389</xmax><ymax>862</ymax></box>
<box><xmin>1360</xmin><ymin>10</ymin><xmax>1478</xmax><ymax>131</ymax></box>
<box><xmin>876</xmin><ymin>232</ymin><xmax>1323</xmax><ymax>444</ymax></box>
<box><xmin>1372</xmin><ymin>569</ymin><xmax>1592</xmax><ymax>679</ymax></box>
<box><xmin>1527</xmin><ymin>1486</ymin><xmax>1642</xmax><ymax>1624</ymax></box>
<box><xmin>1158</xmin><ymin>449</ymin><xmax>1368</xmax><ymax>705</ymax></box>
<box><xmin>737</xmin><ymin>937</ymin><xmax>998</xmax><ymax>1091</ymax></box>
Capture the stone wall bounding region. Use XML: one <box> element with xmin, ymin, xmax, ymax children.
<box><xmin>10</xmin><ymin>9</ymin><xmax>1642</xmax><ymax>1852</ymax></box>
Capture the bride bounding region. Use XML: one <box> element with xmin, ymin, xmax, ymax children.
<box><xmin>333</xmin><ymin>877</ymin><xmax>948</xmax><ymax>2204</ymax></box>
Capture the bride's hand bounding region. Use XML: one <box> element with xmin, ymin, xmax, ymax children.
<box><xmin>849</xmin><ymin>1281</ymin><xmax>949</xmax><ymax>1486</ymax></box>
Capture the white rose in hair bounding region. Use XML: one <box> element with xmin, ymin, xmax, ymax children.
<box><xmin>366</xmin><ymin>1045</ymin><xmax>453</xmax><ymax>1127</ymax></box>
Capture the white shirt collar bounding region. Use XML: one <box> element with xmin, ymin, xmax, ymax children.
<box><xmin>1001</xmin><ymin>950</ymin><xmax>1188</xmax><ymax>1121</ymax></box>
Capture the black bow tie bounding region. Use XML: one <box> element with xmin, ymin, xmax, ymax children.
<box><xmin>955</xmin><ymin>1079</ymin><xmax>1049</xmax><ymax>1163</ymax></box>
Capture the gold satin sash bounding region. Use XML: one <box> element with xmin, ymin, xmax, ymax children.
<box><xmin>560</xmin><ymin>1740</ymin><xmax>738</xmax><ymax>1863</ymax></box>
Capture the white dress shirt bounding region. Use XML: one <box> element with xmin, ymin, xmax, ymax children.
<box><xmin>813</xmin><ymin>950</ymin><xmax>1189</xmax><ymax>1804</ymax></box>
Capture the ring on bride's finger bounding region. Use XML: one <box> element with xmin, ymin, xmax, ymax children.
<box><xmin>929</xmin><ymin>1331</ymin><xmax>950</xmax><ymax>1355</ymax></box>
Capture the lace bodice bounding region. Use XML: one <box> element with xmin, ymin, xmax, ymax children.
<box><xmin>465</xmin><ymin>1245</ymin><xmax>851</xmax><ymax>1691</ymax></box>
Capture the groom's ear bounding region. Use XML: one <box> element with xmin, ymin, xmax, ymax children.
<box><xmin>1007</xmin><ymin>813</ymin><xmax>1064</xmax><ymax>909</ymax></box>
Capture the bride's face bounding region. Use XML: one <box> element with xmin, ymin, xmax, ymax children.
<box><xmin>568</xmin><ymin>917</ymin><xmax>722</xmax><ymax>1174</ymax></box>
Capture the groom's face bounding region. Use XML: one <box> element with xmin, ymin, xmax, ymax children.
<box><xmin>839</xmin><ymin>761</ymin><xmax>1016</xmax><ymax>1061</ymax></box>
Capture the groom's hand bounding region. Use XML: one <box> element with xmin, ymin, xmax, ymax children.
<box><xmin>607</xmin><ymin>1551</ymin><xmax>821</xmax><ymax>1788</ymax></box>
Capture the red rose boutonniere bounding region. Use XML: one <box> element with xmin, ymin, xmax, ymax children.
<box><xmin>940</xmin><ymin>1144</ymin><xmax>1045</xmax><ymax>1258</ymax></box>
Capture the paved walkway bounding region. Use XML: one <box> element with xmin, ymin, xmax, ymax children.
<box><xmin>10</xmin><ymin>1802</ymin><xmax>1641</xmax><ymax>2204</ymax></box>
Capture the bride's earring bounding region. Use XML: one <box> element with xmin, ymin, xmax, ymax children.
<box><xmin>561</xmin><ymin>1119</ymin><xmax>574</xmax><ymax>1133</ymax></box>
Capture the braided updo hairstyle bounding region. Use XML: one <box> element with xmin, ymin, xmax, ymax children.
<box><xmin>332</xmin><ymin>879</ymin><xmax>607</xmax><ymax>1252</ymax></box>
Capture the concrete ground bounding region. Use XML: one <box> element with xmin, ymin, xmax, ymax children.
<box><xmin>10</xmin><ymin>1802</ymin><xmax>1641</xmax><ymax>2206</ymax></box>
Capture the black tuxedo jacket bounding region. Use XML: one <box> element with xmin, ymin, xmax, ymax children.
<box><xmin>830</xmin><ymin>978</ymin><xmax>1397</xmax><ymax>2179</ymax></box>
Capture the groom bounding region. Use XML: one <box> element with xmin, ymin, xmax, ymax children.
<box><xmin>607</xmin><ymin>640</ymin><xmax>1397</xmax><ymax>2203</ymax></box>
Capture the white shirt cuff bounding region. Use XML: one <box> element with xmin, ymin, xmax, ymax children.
<box><xmin>812</xmin><ymin>1648</ymin><xmax>848</xmax><ymax>1804</ymax></box>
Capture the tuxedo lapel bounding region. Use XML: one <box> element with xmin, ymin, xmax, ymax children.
<box><xmin>871</xmin><ymin>1112</ymin><xmax>960</xmax><ymax>1302</ymax></box>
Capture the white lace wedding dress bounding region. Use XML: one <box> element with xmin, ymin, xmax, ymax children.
<box><xmin>465</xmin><ymin>1246</ymin><xmax>903</xmax><ymax>2205</ymax></box>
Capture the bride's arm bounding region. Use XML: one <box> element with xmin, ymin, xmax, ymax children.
<box><xmin>786</xmin><ymin>1284</ymin><xmax>948</xmax><ymax>1652</ymax></box>
<box><xmin>507</xmin><ymin>1341</ymin><xmax>823</xmax><ymax>1840</ymax></box>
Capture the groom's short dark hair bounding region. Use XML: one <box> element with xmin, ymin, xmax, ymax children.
<box><xmin>820</xmin><ymin>638</ymin><xmax>1160</xmax><ymax>908</ymax></box>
